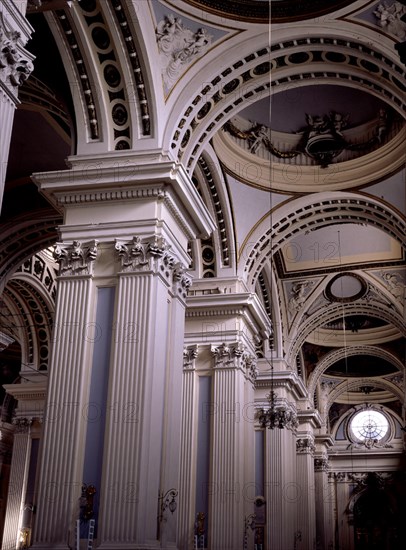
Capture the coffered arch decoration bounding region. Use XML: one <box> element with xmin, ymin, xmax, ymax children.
<box><xmin>46</xmin><ymin>0</ymin><xmax>155</xmax><ymax>153</ymax></box>
<box><xmin>287</xmin><ymin>301</ymin><xmax>406</xmax><ymax>367</ymax></box>
<box><xmin>325</xmin><ymin>379</ymin><xmax>404</xmax><ymax>415</ymax></box>
<box><xmin>308</xmin><ymin>346</ymin><xmax>405</xmax><ymax>399</ymax></box>
<box><xmin>0</xmin><ymin>214</ymin><xmax>60</xmax><ymax>291</ymax></box>
<box><xmin>166</xmin><ymin>38</ymin><xmax>270</xmax><ymax>170</ymax></box>
<box><xmin>194</xmin><ymin>148</ymin><xmax>235</xmax><ymax>273</ymax></box>
<box><xmin>239</xmin><ymin>193</ymin><xmax>406</xmax><ymax>289</ymax></box>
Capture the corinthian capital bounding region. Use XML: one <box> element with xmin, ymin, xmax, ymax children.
<box><xmin>53</xmin><ymin>240</ymin><xmax>99</xmax><ymax>276</ymax></box>
<box><xmin>173</xmin><ymin>263</ymin><xmax>192</xmax><ymax>301</ymax></box>
<box><xmin>183</xmin><ymin>345</ymin><xmax>198</xmax><ymax>370</ymax></box>
<box><xmin>0</xmin><ymin>14</ymin><xmax>34</xmax><ymax>95</ymax></box>
<box><xmin>12</xmin><ymin>417</ymin><xmax>33</xmax><ymax>433</ymax></box>
<box><xmin>115</xmin><ymin>236</ymin><xmax>176</xmax><ymax>280</ymax></box>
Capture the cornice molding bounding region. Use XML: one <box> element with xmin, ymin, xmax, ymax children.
<box><xmin>32</xmin><ymin>155</ymin><xmax>216</xmax><ymax>239</ymax></box>
<box><xmin>186</xmin><ymin>292</ymin><xmax>271</xmax><ymax>337</ymax></box>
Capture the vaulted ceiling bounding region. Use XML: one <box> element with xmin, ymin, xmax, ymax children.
<box><xmin>0</xmin><ymin>0</ymin><xmax>405</xmax><ymax>427</ymax></box>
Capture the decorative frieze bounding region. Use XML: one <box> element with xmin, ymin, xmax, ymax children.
<box><xmin>328</xmin><ymin>472</ymin><xmax>397</xmax><ymax>485</ymax></box>
<box><xmin>296</xmin><ymin>436</ymin><xmax>316</xmax><ymax>455</ymax></box>
<box><xmin>53</xmin><ymin>240</ymin><xmax>98</xmax><ymax>276</ymax></box>
<box><xmin>183</xmin><ymin>345</ymin><xmax>198</xmax><ymax>370</ymax></box>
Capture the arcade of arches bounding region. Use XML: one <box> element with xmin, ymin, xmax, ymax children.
<box><xmin>0</xmin><ymin>1</ymin><xmax>405</xmax><ymax>549</ymax></box>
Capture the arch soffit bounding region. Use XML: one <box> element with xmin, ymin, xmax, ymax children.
<box><xmin>287</xmin><ymin>301</ymin><xmax>406</xmax><ymax>366</ymax></box>
<box><xmin>45</xmin><ymin>0</ymin><xmax>160</xmax><ymax>154</ymax></box>
<box><xmin>238</xmin><ymin>192</ymin><xmax>406</xmax><ymax>289</ymax></box>
<box><xmin>162</xmin><ymin>30</ymin><xmax>270</xmax><ymax>169</ymax></box>
<box><xmin>326</xmin><ymin>378</ymin><xmax>404</xmax><ymax>412</ymax></box>
<box><xmin>308</xmin><ymin>346</ymin><xmax>405</xmax><ymax>397</ymax></box>
<box><xmin>0</xmin><ymin>214</ymin><xmax>60</xmax><ymax>292</ymax></box>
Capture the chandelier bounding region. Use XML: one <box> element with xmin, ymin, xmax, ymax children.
<box><xmin>258</xmin><ymin>390</ymin><xmax>298</xmax><ymax>430</ymax></box>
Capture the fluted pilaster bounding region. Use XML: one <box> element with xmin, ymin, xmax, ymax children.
<box><xmin>32</xmin><ymin>261</ymin><xmax>95</xmax><ymax>547</ymax></box>
<box><xmin>98</xmin><ymin>237</ymin><xmax>175</xmax><ymax>548</ymax></box>
<box><xmin>159</xmin><ymin>267</ymin><xmax>191</xmax><ymax>547</ymax></box>
<box><xmin>177</xmin><ymin>346</ymin><xmax>198</xmax><ymax>550</ymax></box>
<box><xmin>296</xmin><ymin>436</ymin><xmax>316</xmax><ymax>549</ymax></box>
<box><xmin>209</xmin><ymin>343</ymin><xmax>256</xmax><ymax>550</ymax></box>
<box><xmin>1</xmin><ymin>421</ymin><xmax>32</xmax><ymax>550</ymax></box>
<box><xmin>264</xmin><ymin>406</ymin><xmax>298</xmax><ymax>550</ymax></box>
<box><xmin>314</xmin><ymin>455</ymin><xmax>333</xmax><ymax>550</ymax></box>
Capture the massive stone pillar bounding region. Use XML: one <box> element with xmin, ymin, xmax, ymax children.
<box><xmin>0</xmin><ymin>0</ymin><xmax>34</xmax><ymax>211</ymax></box>
<box><xmin>1</xmin><ymin>378</ymin><xmax>46</xmax><ymax>549</ymax></box>
<box><xmin>178</xmin><ymin>278</ymin><xmax>269</xmax><ymax>550</ymax></box>
<box><xmin>30</xmin><ymin>155</ymin><xmax>215</xmax><ymax>549</ymax></box>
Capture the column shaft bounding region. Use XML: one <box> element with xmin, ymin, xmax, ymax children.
<box><xmin>209</xmin><ymin>366</ymin><xmax>245</xmax><ymax>550</ymax></box>
<box><xmin>177</xmin><ymin>357</ymin><xmax>198</xmax><ymax>550</ymax></box>
<box><xmin>296</xmin><ymin>447</ymin><xmax>316</xmax><ymax>549</ymax></box>
<box><xmin>159</xmin><ymin>284</ymin><xmax>188</xmax><ymax>547</ymax></box>
<box><xmin>265</xmin><ymin>427</ymin><xmax>297</xmax><ymax>550</ymax></box>
<box><xmin>98</xmin><ymin>271</ymin><xmax>170</xmax><ymax>548</ymax></box>
<box><xmin>2</xmin><ymin>431</ymin><xmax>31</xmax><ymax>550</ymax></box>
<box><xmin>315</xmin><ymin>469</ymin><xmax>334</xmax><ymax>550</ymax></box>
<box><xmin>32</xmin><ymin>276</ymin><xmax>93</xmax><ymax>548</ymax></box>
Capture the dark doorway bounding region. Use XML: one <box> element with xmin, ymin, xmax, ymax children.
<box><xmin>353</xmin><ymin>474</ymin><xmax>401</xmax><ymax>550</ymax></box>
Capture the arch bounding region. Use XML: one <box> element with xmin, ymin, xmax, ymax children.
<box><xmin>163</xmin><ymin>30</ymin><xmax>270</xmax><ymax>170</ymax></box>
<box><xmin>308</xmin><ymin>346</ymin><xmax>404</xmax><ymax>398</ymax></box>
<box><xmin>271</xmin><ymin>22</ymin><xmax>406</xmax><ymax>118</ymax></box>
<box><xmin>326</xmin><ymin>380</ymin><xmax>404</xmax><ymax>415</ymax></box>
<box><xmin>238</xmin><ymin>192</ymin><xmax>406</xmax><ymax>289</ymax></box>
<box><xmin>0</xmin><ymin>212</ymin><xmax>60</xmax><ymax>291</ymax></box>
<box><xmin>287</xmin><ymin>301</ymin><xmax>406</xmax><ymax>366</ymax></box>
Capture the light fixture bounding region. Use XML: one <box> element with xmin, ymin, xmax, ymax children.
<box><xmin>157</xmin><ymin>488</ymin><xmax>178</xmax><ymax>541</ymax></box>
<box><xmin>158</xmin><ymin>488</ymin><xmax>178</xmax><ymax>521</ymax></box>
<box><xmin>258</xmin><ymin>390</ymin><xmax>298</xmax><ymax>430</ymax></box>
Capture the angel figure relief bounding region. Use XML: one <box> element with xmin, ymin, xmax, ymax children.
<box><xmin>156</xmin><ymin>15</ymin><xmax>212</xmax><ymax>87</ymax></box>
<box><xmin>374</xmin><ymin>1</ymin><xmax>406</xmax><ymax>39</ymax></box>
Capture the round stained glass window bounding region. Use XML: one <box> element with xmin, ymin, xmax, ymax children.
<box><xmin>350</xmin><ymin>410</ymin><xmax>389</xmax><ymax>441</ymax></box>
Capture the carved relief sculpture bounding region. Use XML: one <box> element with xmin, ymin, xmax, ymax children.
<box><xmin>374</xmin><ymin>1</ymin><xmax>406</xmax><ymax>39</ymax></box>
<box><xmin>0</xmin><ymin>15</ymin><xmax>34</xmax><ymax>94</ymax></box>
<box><xmin>156</xmin><ymin>15</ymin><xmax>211</xmax><ymax>87</ymax></box>
<box><xmin>225</xmin><ymin>111</ymin><xmax>391</xmax><ymax>168</ymax></box>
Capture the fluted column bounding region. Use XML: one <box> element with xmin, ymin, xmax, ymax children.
<box><xmin>177</xmin><ymin>346</ymin><xmax>198</xmax><ymax>550</ymax></box>
<box><xmin>31</xmin><ymin>241</ymin><xmax>98</xmax><ymax>549</ymax></box>
<box><xmin>97</xmin><ymin>236</ymin><xmax>178</xmax><ymax>549</ymax></box>
<box><xmin>296</xmin><ymin>436</ymin><xmax>316</xmax><ymax>549</ymax></box>
<box><xmin>0</xmin><ymin>2</ymin><xmax>34</xmax><ymax>211</ymax></box>
<box><xmin>314</xmin><ymin>455</ymin><xmax>333</xmax><ymax>550</ymax></box>
<box><xmin>1</xmin><ymin>419</ymin><xmax>32</xmax><ymax>550</ymax></box>
<box><xmin>263</xmin><ymin>397</ymin><xmax>298</xmax><ymax>550</ymax></box>
<box><xmin>209</xmin><ymin>343</ymin><xmax>256</xmax><ymax>550</ymax></box>
<box><xmin>159</xmin><ymin>267</ymin><xmax>191</xmax><ymax>548</ymax></box>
